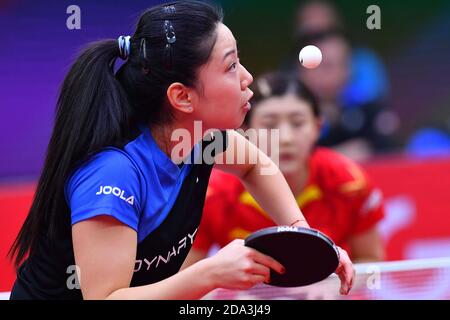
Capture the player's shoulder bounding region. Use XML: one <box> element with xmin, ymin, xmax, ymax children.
<box><xmin>312</xmin><ymin>147</ymin><xmax>370</xmax><ymax>195</ymax></box>
<box><xmin>71</xmin><ymin>148</ymin><xmax>140</xmax><ymax>182</ymax></box>
<box><xmin>65</xmin><ymin>148</ymin><xmax>143</xmax><ymax>205</ymax></box>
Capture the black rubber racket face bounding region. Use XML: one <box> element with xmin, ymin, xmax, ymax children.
<box><xmin>245</xmin><ymin>226</ymin><xmax>339</xmax><ymax>287</ymax></box>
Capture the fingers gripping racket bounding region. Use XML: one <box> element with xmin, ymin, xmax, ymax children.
<box><xmin>245</xmin><ymin>226</ymin><xmax>339</xmax><ymax>287</ymax></box>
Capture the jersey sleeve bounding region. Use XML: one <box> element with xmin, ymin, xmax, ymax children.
<box><xmin>65</xmin><ymin>150</ymin><xmax>142</xmax><ymax>231</ymax></box>
<box><xmin>336</xmin><ymin>159</ymin><xmax>385</xmax><ymax>235</ymax></box>
<box><xmin>350</xmin><ymin>181</ymin><xmax>385</xmax><ymax>235</ymax></box>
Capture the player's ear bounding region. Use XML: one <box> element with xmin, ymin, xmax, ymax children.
<box><xmin>166</xmin><ymin>82</ymin><xmax>194</xmax><ymax>114</ymax></box>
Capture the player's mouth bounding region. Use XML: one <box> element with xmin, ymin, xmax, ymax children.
<box><xmin>242</xmin><ymin>91</ymin><xmax>254</xmax><ymax>111</ymax></box>
<box><xmin>279</xmin><ymin>152</ymin><xmax>296</xmax><ymax>162</ymax></box>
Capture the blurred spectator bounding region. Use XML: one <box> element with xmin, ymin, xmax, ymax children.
<box><xmin>292</xmin><ymin>1</ymin><xmax>398</xmax><ymax>161</ymax></box>
<box><xmin>297</xmin><ymin>29</ymin><xmax>397</xmax><ymax>161</ymax></box>
<box><xmin>406</xmin><ymin>128</ymin><xmax>450</xmax><ymax>157</ymax></box>
<box><xmin>184</xmin><ymin>72</ymin><xmax>385</xmax><ymax>268</ymax></box>
<box><xmin>295</xmin><ymin>0</ymin><xmax>342</xmax><ymax>34</ymax></box>
<box><xmin>295</xmin><ymin>0</ymin><xmax>390</xmax><ymax>106</ymax></box>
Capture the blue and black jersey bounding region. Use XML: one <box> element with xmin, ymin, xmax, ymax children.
<box><xmin>10</xmin><ymin>127</ymin><xmax>228</xmax><ymax>300</ymax></box>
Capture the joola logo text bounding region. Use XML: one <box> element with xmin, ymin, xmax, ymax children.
<box><xmin>277</xmin><ymin>226</ymin><xmax>298</xmax><ymax>232</ymax></box>
<box><xmin>95</xmin><ymin>186</ymin><xmax>134</xmax><ymax>205</ymax></box>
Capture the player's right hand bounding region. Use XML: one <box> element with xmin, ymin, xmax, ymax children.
<box><xmin>335</xmin><ymin>246</ymin><xmax>355</xmax><ymax>295</ymax></box>
<box><xmin>204</xmin><ymin>239</ymin><xmax>285</xmax><ymax>290</ymax></box>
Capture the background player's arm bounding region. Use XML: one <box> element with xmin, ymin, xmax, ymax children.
<box><xmin>215</xmin><ymin>130</ymin><xmax>309</xmax><ymax>228</ymax></box>
<box><xmin>72</xmin><ymin>215</ymin><xmax>283</xmax><ymax>300</ymax></box>
<box><xmin>348</xmin><ymin>226</ymin><xmax>385</xmax><ymax>262</ymax></box>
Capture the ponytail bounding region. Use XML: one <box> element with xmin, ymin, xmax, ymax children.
<box><xmin>9</xmin><ymin>39</ymin><xmax>132</xmax><ymax>267</ymax></box>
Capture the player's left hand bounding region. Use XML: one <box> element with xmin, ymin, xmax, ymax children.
<box><xmin>335</xmin><ymin>246</ymin><xmax>355</xmax><ymax>295</ymax></box>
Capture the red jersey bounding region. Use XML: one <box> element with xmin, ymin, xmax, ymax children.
<box><xmin>193</xmin><ymin>147</ymin><xmax>384</xmax><ymax>256</ymax></box>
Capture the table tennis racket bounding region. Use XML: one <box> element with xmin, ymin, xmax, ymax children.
<box><xmin>245</xmin><ymin>226</ymin><xmax>339</xmax><ymax>287</ymax></box>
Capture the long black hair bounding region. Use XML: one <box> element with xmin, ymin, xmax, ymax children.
<box><xmin>10</xmin><ymin>0</ymin><xmax>223</xmax><ymax>267</ymax></box>
<box><xmin>244</xmin><ymin>71</ymin><xmax>321</xmax><ymax>126</ymax></box>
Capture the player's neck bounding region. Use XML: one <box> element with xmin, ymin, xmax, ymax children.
<box><xmin>284</xmin><ymin>162</ymin><xmax>310</xmax><ymax>197</ymax></box>
<box><xmin>149</xmin><ymin>121</ymin><xmax>205</xmax><ymax>164</ymax></box>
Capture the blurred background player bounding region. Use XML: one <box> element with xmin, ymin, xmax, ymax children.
<box><xmin>184</xmin><ymin>72</ymin><xmax>385</xmax><ymax>268</ymax></box>
<box><xmin>297</xmin><ymin>29</ymin><xmax>396</xmax><ymax>161</ymax></box>
<box><xmin>290</xmin><ymin>0</ymin><xmax>397</xmax><ymax>161</ymax></box>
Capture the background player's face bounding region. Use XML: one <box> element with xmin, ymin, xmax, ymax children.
<box><xmin>190</xmin><ymin>23</ymin><xmax>254</xmax><ymax>130</ymax></box>
<box><xmin>296</xmin><ymin>1</ymin><xmax>339</xmax><ymax>33</ymax></box>
<box><xmin>249</xmin><ymin>94</ymin><xmax>321</xmax><ymax>174</ymax></box>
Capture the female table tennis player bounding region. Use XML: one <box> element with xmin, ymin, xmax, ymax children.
<box><xmin>9</xmin><ymin>1</ymin><xmax>353</xmax><ymax>300</ymax></box>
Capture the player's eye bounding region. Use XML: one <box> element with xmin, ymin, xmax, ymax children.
<box><xmin>292</xmin><ymin>120</ymin><xmax>305</xmax><ymax>128</ymax></box>
<box><xmin>262</xmin><ymin>122</ymin><xmax>277</xmax><ymax>129</ymax></box>
<box><xmin>228</xmin><ymin>62</ymin><xmax>237</xmax><ymax>71</ymax></box>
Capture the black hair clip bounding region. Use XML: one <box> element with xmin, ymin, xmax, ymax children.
<box><xmin>139</xmin><ymin>38</ymin><xmax>150</xmax><ymax>74</ymax></box>
<box><xmin>163</xmin><ymin>20</ymin><xmax>176</xmax><ymax>69</ymax></box>
<box><xmin>164</xmin><ymin>20</ymin><xmax>176</xmax><ymax>45</ymax></box>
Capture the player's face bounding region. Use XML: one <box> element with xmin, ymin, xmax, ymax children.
<box><xmin>249</xmin><ymin>94</ymin><xmax>321</xmax><ymax>174</ymax></box>
<box><xmin>297</xmin><ymin>1</ymin><xmax>338</xmax><ymax>33</ymax></box>
<box><xmin>190</xmin><ymin>23</ymin><xmax>254</xmax><ymax>130</ymax></box>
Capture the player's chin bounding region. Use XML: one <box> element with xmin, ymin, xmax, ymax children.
<box><xmin>224</xmin><ymin>114</ymin><xmax>246</xmax><ymax>130</ymax></box>
<box><xmin>278</xmin><ymin>161</ymin><xmax>299</xmax><ymax>174</ymax></box>
<box><xmin>214</xmin><ymin>117</ymin><xmax>245</xmax><ymax>131</ymax></box>
<box><xmin>218</xmin><ymin>105</ymin><xmax>249</xmax><ymax>129</ymax></box>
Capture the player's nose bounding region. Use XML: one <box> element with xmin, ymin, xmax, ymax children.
<box><xmin>279</xmin><ymin>123</ymin><xmax>294</xmax><ymax>145</ymax></box>
<box><xmin>240</xmin><ymin>64</ymin><xmax>253</xmax><ymax>90</ymax></box>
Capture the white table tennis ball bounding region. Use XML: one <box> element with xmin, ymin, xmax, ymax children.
<box><xmin>299</xmin><ymin>45</ymin><xmax>322</xmax><ymax>69</ymax></box>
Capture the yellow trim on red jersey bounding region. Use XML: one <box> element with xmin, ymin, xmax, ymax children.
<box><xmin>238</xmin><ymin>184</ymin><xmax>323</xmax><ymax>218</ymax></box>
<box><xmin>339</xmin><ymin>162</ymin><xmax>367</xmax><ymax>193</ymax></box>
<box><xmin>238</xmin><ymin>191</ymin><xmax>270</xmax><ymax>218</ymax></box>
<box><xmin>296</xmin><ymin>185</ymin><xmax>323</xmax><ymax>208</ymax></box>
<box><xmin>228</xmin><ymin>227</ymin><xmax>251</xmax><ymax>240</ymax></box>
